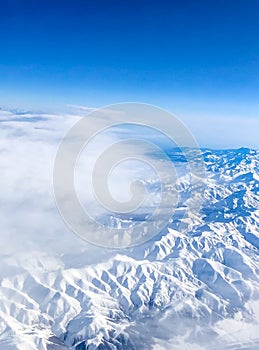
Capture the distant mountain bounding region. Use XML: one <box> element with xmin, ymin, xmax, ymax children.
<box><xmin>0</xmin><ymin>148</ymin><xmax>258</xmax><ymax>350</ymax></box>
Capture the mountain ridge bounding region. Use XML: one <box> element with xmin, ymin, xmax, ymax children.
<box><xmin>0</xmin><ymin>148</ymin><xmax>258</xmax><ymax>350</ymax></box>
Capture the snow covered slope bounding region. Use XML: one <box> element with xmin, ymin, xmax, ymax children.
<box><xmin>0</xmin><ymin>147</ymin><xmax>258</xmax><ymax>350</ymax></box>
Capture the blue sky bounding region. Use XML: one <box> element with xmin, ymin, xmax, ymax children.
<box><xmin>0</xmin><ymin>0</ymin><xmax>259</xmax><ymax>147</ymax></box>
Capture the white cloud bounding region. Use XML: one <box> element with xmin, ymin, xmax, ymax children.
<box><xmin>179</xmin><ymin>113</ymin><xmax>259</xmax><ymax>149</ymax></box>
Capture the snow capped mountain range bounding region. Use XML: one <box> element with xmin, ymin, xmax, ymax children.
<box><xmin>0</xmin><ymin>133</ymin><xmax>258</xmax><ymax>350</ymax></box>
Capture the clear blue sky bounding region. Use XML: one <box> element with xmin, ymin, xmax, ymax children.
<box><xmin>0</xmin><ymin>0</ymin><xmax>259</xmax><ymax>147</ymax></box>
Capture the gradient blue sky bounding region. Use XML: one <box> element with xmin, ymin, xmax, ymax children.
<box><xmin>0</xmin><ymin>0</ymin><xmax>259</xmax><ymax>147</ymax></box>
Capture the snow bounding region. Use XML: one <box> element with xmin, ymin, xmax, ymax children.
<box><xmin>0</xmin><ymin>110</ymin><xmax>258</xmax><ymax>349</ymax></box>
